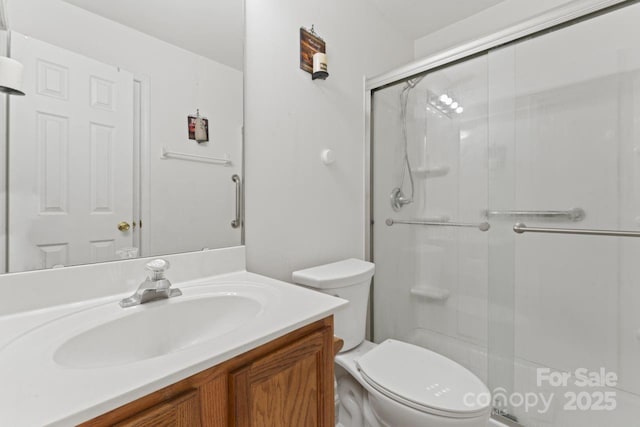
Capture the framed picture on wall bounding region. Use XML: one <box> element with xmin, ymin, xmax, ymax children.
<box><xmin>188</xmin><ymin>114</ymin><xmax>209</xmax><ymax>143</ymax></box>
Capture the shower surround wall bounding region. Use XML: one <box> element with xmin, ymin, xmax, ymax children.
<box><xmin>372</xmin><ymin>3</ymin><xmax>640</xmax><ymax>426</ymax></box>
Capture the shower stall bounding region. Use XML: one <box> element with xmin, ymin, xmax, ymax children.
<box><xmin>367</xmin><ymin>1</ymin><xmax>640</xmax><ymax>426</ymax></box>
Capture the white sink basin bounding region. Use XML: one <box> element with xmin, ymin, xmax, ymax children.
<box><xmin>0</xmin><ymin>270</ymin><xmax>347</xmax><ymax>427</ymax></box>
<box><xmin>54</xmin><ymin>292</ymin><xmax>263</xmax><ymax>369</ymax></box>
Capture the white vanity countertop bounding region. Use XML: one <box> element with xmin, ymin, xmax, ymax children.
<box><xmin>0</xmin><ymin>270</ymin><xmax>346</xmax><ymax>426</ymax></box>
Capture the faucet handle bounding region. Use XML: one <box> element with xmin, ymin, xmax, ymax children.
<box><xmin>145</xmin><ymin>259</ymin><xmax>170</xmax><ymax>280</ymax></box>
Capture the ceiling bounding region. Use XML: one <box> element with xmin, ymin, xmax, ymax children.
<box><xmin>61</xmin><ymin>0</ymin><xmax>244</xmax><ymax>71</ymax></box>
<box><xmin>367</xmin><ymin>0</ymin><xmax>507</xmax><ymax>41</ymax></box>
<box><xmin>60</xmin><ymin>0</ymin><xmax>505</xmax><ymax>71</ymax></box>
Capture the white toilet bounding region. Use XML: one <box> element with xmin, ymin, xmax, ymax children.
<box><xmin>293</xmin><ymin>259</ymin><xmax>492</xmax><ymax>427</ymax></box>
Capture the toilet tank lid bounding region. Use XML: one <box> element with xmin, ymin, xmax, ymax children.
<box><xmin>292</xmin><ymin>259</ymin><xmax>375</xmax><ymax>289</ymax></box>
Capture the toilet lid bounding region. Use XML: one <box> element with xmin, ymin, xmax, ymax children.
<box><xmin>356</xmin><ymin>339</ymin><xmax>491</xmax><ymax>418</ymax></box>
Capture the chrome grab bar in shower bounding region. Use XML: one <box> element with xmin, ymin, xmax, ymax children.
<box><xmin>231</xmin><ymin>174</ymin><xmax>241</xmax><ymax>229</ymax></box>
<box><xmin>385</xmin><ymin>218</ymin><xmax>490</xmax><ymax>232</ymax></box>
<box><xmin>513</xmin><ymin>223</ymin><xmax>640</xmax><ymax>238</ymax></box>
<box><xmin>485</xmin><ymin>207</ymin><xmax>585</xmax><ymax>221</ymax></box>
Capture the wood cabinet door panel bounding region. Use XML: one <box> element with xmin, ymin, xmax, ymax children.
<box><xmin>250</xmin><ymin>351</ymin><xmax>319</xmax><ymax>426</ymax></box>
<box><xmin>231</xmin><ymin>329</ymin><xmax>332</xmax><ymax>427</ymax></box>
<box><xmin>113</xmin><ymin>389</ymin><xmax>201</xmax><ymax>427</ymax></box>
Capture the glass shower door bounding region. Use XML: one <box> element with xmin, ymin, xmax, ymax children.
<box><xmin>371</xmin><ymin>3</ymin><xmax>640</xmax><ymax>426</ymax></box>
<box><xmin>486</xmin><ymin>3</ymin><xmax>640</xmax><ymax>425</ymax></box>
<box><xmin>371</xmin><ymin>53</ymin><xmax>491</xmax><ymax>392</ymax></box>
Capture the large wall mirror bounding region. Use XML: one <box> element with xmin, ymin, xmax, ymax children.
<box><xmin>0</xmin><ymin>0</ymin><xmax>244</xmax><ymax>273</ymax></box>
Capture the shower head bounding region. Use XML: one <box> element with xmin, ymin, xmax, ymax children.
<box><xmin>405</xmin><ymin>75</ymin><xmax>425</xmax><ymax>89</ymax></box>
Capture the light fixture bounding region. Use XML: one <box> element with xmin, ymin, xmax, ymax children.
<box><xmin>0</xmin><ymin>56</ymin><xmax>25</xmax><ymax>96</ymax></box>
<box><xmin>428</xmin><ymin>90</ymin><xmax>464</xmax><ymax>118</ymax></box>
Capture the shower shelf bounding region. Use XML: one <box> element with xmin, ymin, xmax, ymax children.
<box><xmin>412</xmin><ymin>166</ymin><xmax>450</xmax><ymax>179</ymax></box>
<box><xmin>410</xmin><ymin>286</ymin><xmax>450</xmax><ymax>301</ymax></box>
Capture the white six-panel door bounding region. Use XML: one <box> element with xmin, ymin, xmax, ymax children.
<box><xmin>9</xmin><ymin>32</ymin><xmax>134</xmax><ymax>272</ymax></box>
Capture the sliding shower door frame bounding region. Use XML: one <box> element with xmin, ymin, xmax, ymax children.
<box><xmin>364</xmin><ymin>0</ymin><xmax>634</xmax><ymax>320</ymax></box>
<box><xmin>364</xmin><ymin>1</ymin><xmax>635</xmax><ymax>425</ymax></box>
<box><xmin>365</xmin><ymin>0</ymin><xmax>633</xmax><ymax>258</ymax></box>
<box><xmin>366</xmin><ymin>0</ymin><xmax>630</xmax><ymax>92</ymax></box>
<box><xmin>364</xmin><ymin>0</ymin><xmax>634</xmax><ymax>273</ymax></box>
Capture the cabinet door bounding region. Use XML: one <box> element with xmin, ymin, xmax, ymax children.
<box><xmin>113</xmin><ymin>389</ymin><xmax>201</xmax><ymax>427</ymax></box>
<box><xmin>230</xmin><ymin>329</ymin><xmax>334</xmax><ymax>427</ymax></box>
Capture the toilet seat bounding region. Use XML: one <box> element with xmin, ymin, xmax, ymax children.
<box><xmin>356</xmin><ymin>339</ymin><xmax>491</xmax><ymax>419</ymax></box>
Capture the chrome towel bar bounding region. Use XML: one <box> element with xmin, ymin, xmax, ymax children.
<box><xmin>161</xmin><ymin>147</ymin><xmax>232</xmax><ymax>166</ymax></box>
<box><xmin>231</xmin><ymin>175</ymin><xmax>241</xmax><ymax>229</ymax></box>
<box><xmin>385</xmin><ymin>218</ymin><xmax>490</xmax><ymax>232</ymax></box>
<box><xmin>513</xmin><ymin>223</ymin><xmax>640</xmax><ymax>238</ymax></box>
<box><xmin>485</xmin><ymin>207</ymin><xmax>585</xmax><ymax>221</ymax></box>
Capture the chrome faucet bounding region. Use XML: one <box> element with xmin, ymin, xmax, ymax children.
<box><xmin>119</xmin><ymin>259</ymin><xmax>182</xmax><ymax>308</ymax></box>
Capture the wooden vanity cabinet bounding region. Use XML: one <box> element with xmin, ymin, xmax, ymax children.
<box><xmin>112</xmin><ymin>390</ymin><xmax>202</xmax><ymax>427</ymax></box>
<box><xmin>81</xmin><ymin>317</ymin><xmax>335</xmax><ymax>427</ymax></box>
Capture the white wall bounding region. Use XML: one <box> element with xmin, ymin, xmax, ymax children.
<box><xmin>244</xmin><ymin>0</ymin><xmax>414</xmax><ymax>281</ymax></box>
<box><xmin>7</xmin><ymin>0</ymin><xmax>243</xmax><ymax>259</ymax></box>
<box><xmin>413</xmin><ymin>0</ymin><xmax>583</xmax><ymax>59</ymax></box>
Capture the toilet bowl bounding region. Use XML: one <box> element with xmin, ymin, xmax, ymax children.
<box><xmin>293</xmin><ymin>259</ymin><xmax>492</xmax><ymax>427</ymax></box>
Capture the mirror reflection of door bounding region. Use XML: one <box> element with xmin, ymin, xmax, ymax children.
<box><xmin>9</xmin><ymin>33</ymin><xmax>138</xmax><ymax>272</ymax></box>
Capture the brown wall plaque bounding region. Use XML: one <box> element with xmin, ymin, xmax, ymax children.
<box><xmin>300</xmin><ymin>27</ymin><xmax>326</xmax><ymax>74</ymax></box>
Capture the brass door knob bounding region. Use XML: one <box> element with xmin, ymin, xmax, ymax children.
<box><xmin>118</xmin><ymin>221</ymin><xmax>131</xmax><ymax>232</ymax></box>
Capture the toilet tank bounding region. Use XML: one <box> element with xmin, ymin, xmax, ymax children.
<box><xmin>292</xmin><ymin>259</ymin><xmax>375</xmax><ymax>352</ymax></box>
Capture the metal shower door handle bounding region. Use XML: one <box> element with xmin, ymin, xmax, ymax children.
<box><xmin>513</xmin><ymin>223</ymin><xmax>640</xmax><ymax>237</ymax></box>
<box><xmin>231</xmin><ymin>174</ymin><xmax>241</xmax><ymax>229</ymax></box>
